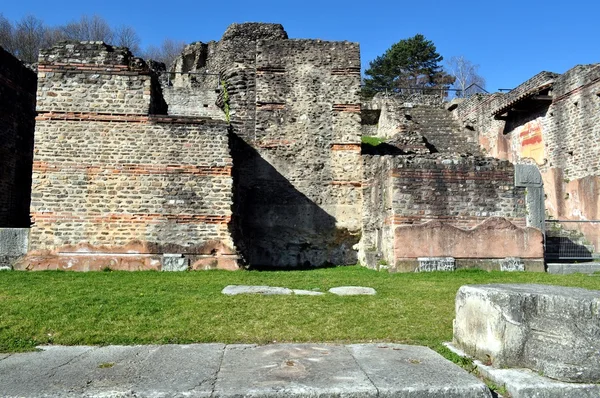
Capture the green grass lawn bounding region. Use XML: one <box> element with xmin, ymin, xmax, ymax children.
<box><xmin>1</xmin><ymin>266</ymin><xmax>599</xmax><ymax>354</ymax></box>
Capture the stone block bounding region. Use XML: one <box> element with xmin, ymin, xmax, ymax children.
<box><xmin>417</xmin><ymin>257</ymin><xmax>455</xmax><ymax>272</ymax></box>
<box><xmin>161</xmin><ymin>254</ymin><xmax>189</xmax><ymax>272</ymax></box>
<box><xmin>0</xmin><ymin>228</ymin><xmax>29</xmax><ymax>257</ymax></box>
<box><xmin>454</xmin><ymin>284</ymin><xmax>600</xmax><ymax>383</ymax></box>
<box><xmin>500</xmin><ymin>257</ymin><xmax>525</xmax><ymax>271</ymax></box>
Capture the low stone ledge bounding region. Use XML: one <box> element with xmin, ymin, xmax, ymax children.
<box><xmin>453</xmin><ymin>284</ymin><xmax>600</xmax><ymax>383</ymax></box>
<box><xmin>391</xmin><ymin>258</ymin><xmax>544</xmax><ymax>272</ymax></box>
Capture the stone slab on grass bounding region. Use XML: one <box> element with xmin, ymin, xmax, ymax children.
<box><xmin>454</xmin><ymin>284</ymin><xmax>600</xmax><ymax>383</ymax></box>
<box><xmin>222</xmin><ymin>285</ymin><xmax>294</xmax><ymax>295</ymax></box>
<box><xmin>292</xmin><ymin>289</ymin><xmax>325</xmax><ymax>296</ymax></box>
<box><xmin>348</xmin><ymin>344</ymin><xmax>492</xmax><ymax>398</ymax></box>
<box><xmin>214</xmin><ymin>344</ymin><xmax>377</xmax><ymax>397</ymax></box>
<box><xmin>222</xmin><ymin>285</ymin><xmax>374</xmax><ymax>296</ymax></box>
<box><xmin>328</xmin><ymin>286</ymin><xmax>377</xmax><ymax>295</ymax></box>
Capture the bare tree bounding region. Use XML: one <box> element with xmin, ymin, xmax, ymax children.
<box><xmin>13</xmin><ymin>15</ymin><xmax>49</xmax><ymax>63</ymax></box>
<box><xmin>61</xmin><ymin>15</ymin><xmax>113</xmax><ymax>42</ymax></box>
<box><xmin>0</xmin><ymin>14</ymin><xmax>14</xmax><ymax>53</ymax></box>
<box><xmin>114</xmin><ymin>25</ymin><xmax>140</xmax><ymax>54</ymax></box>
<box><xmin>446</xmin><ymin>55</ymin><xmax>486</xmax><ymax>97</ymax></box>
<box><xmin>142</xmin><ymin>38</ymin><xmax>186</xmax><ymax>67</ymax></box>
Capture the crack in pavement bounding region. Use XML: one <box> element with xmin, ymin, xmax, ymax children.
<box><xmin>0</xmin><ymin>353</ymin><xmax>13</xmax><ymax>363</ymax></box>
<box><xmin>344</xmin><ymin>345</ymin><xmax>380</xmax><ymax>397</ymax></box>
<box><xmin>209</xmin><ymin>345</ymin><xmax>226</xmax><ymax>398</ymax></box>
<box><xmin>45</xmin><ymin>346</ymin><xmax>95</xmax><ymax>380</ymax></box>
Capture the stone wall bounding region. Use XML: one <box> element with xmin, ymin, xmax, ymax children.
<box><xmin>0</xmin><ymin>46</ymin><xmax>36</xmax><ymax>227</ymax></box>
<box><xmin>216</xmin><ymin>25</ymin><xmax>363</xmax><ymax>267</ymax></box>
<box><xmin>454</xmin><ymin>64</ymin><xmax>600</xmax><ymax>251</ymax></box>
<box><xmin>19</xmin><ymin>41</ymin><xmax>236</xmax><ymax>271</ymax></box>
<box><xmin>361</xmin><ymin>155</ymin><xmax>543</xmax><ymax>271</ymax></box>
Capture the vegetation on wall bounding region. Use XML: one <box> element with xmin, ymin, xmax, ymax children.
<box><xmin>221</xmin><ymin>79</ymin><xmax>230</xmax><ymax>123</ymax></box>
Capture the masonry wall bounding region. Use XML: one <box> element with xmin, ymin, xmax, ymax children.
<box><xmin>20</xmin><ymin>42</ymin><xmax>236</xmax><ymax>271</ymax></box>
<box><xmin>0</xmin><ymin>46</ymin><xmax>36</xmax><ymax>227</ymax></box>
<box><xmin>454</xmin><ymin>65</ymin><xmax>600</xmax><ymax>250</ymax></box>
<box><xmin>213</xmin><ymin>25</ymin><xmax>363</xmax><ymax>267</ymax></box>
<box><xmin>361</xmin><ymin>155</ymin><xmax>543</xmax><ymax>271</ymax></box>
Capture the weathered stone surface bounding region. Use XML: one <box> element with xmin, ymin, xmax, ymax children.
<box><xmin>214</xmin><ymin>344</ymin><xmax>377</xmax><ymax>397</ymax></box>
<box><xmin>500</xmin><ymin>257</ymin><xmax>525</xmax><ymax>271</ymax></box>
<box><xmin>0</xmin><ymin>228</ymin><xmax>28</xmax><ymax>256</ymax></box>
<box><xmin>328</xmin><ymin>286</ymin><xmax>376</xmax><ymax>296</ymax></box>
<box><xmin>221</xmin><ymin>285</ymin><xmax>294</xmax><ymax>295</ymax></box>
<box><xmin>161</xmin><ymin>254</ymin><xmax>189</xmax><ymax>271</ymax></box>
<box><xmin>394</xmin><ymin>218</ymin><xmax>543</xmax><ymax>260</ymax></box>
<box><xmin>417</xmin><ymin>257</ymin><xmax>456</xmax><ymax>272</ymax></box>
<box><xmin>348</xmin><ymin>344</ymin><xmax>492</xmax><ymax>398</ymax></box>
<box><xmin>1</xmin><ymin>343</ymin><xmax>494</xmax><ymax>397</ymax></box>
<box><xmin>445</xmin><ymin>342</ymin><xmax>600</xmax><ymax>398</ymax></box>
<box><xmin>0</xmin><ymin>344</ymin><xmax>224</xmax><ymax>397</ymax></box>
<box><xmin>454</xmin><ymin>284</ymin><xmax>600</xmax><ymax>383</ymax></box>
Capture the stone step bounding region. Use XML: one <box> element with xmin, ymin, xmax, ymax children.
<box><xmin>0</xmin><ymin>343</ymin><xmax>493</xmax><ymax>398</ymax></box>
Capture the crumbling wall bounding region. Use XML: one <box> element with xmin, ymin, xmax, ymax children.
<box><xmin>161</xmin><ymin>42</ymin><xmax>225</xmax><ymax>119</ymax></box>
<box><xmin>20</xmin><ymin>41</ymin><xmax>236</xmax><ymax>271</ymax></box>
<box><xmin>361</xmin><ymin>155</ymin><xmax>542</xmax><ymax>271</ymax></box>
<box><xmin>0</xmin><ymin>46</ymin><xmax>36</xmax><ymax>228</ymax></box>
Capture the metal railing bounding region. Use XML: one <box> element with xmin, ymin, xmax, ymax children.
<box><xmin>545</xmin><ymin>220</ymin><xmax>600</xmax><ymax>261</ymax></box>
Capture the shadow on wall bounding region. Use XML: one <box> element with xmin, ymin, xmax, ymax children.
<box><xmin>229</xmin><ymin>133</ymin><xmax>358</xmax><ymax>269</ymax></box>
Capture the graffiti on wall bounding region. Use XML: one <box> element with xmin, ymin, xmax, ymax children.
<box><xmin>515</xmin><ymin>120</ymin><xmax>544</xmax><ymax>165</ymax></box>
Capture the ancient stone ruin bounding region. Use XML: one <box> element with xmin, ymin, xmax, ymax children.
<box><xmin>0</xmin><ymin>22</ymin><xmax>597</xmax><ymax>271</ymax></box>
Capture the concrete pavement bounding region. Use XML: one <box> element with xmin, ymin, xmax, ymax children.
<box><xmin>0</xmin><ymin>343</ymin><xmax>491</xmax><ymax>397</ymax></box>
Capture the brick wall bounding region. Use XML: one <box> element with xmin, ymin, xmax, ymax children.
<box><xmin>361</xmin><ymin>155</ymin><xmax>542</xmax><ymax>270</ymax></box>
<box><xmin>0</xmin><ymin>46</ymin><xmax>36</xmax><ymax>227</ymax></box>
<box><xmin>20</xmin><ymin>41</ymin><xmax>236</xmax><ymax>271</ymax></box>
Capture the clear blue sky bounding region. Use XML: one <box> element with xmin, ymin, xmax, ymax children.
<box><xmin>4</xmin><ymin>0</ymin><xmax>599</xmax><ymax>92</ymax></box>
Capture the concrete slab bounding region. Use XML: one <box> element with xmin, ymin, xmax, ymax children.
<box><xmin>214</xmin><ymin>344</ymin><xmax>378</xmax><ymax>397</ymax></box>
<box><xmin>348</xmin><ymin>344</ymin><xmax>492</xmax><ymax>397</ymax></box>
